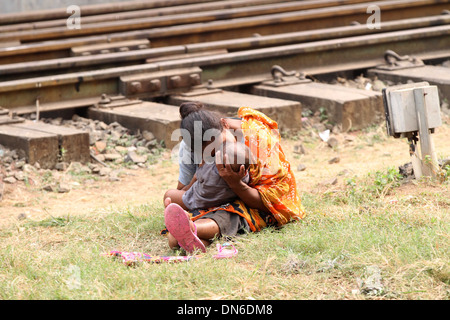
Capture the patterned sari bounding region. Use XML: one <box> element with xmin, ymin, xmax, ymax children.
<box><xmin>190</xmin><ymin>107</ymin><xmax>306</xmax><ymax>232</ymax></box>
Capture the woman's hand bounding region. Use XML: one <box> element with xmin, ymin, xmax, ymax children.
<box><xmin>215</xmin><ymin>150</ymin><xmax>267</xmax><ymax>212</ymax></box>
<box><xmin>215</xmin><ymin>151</ymin><xmax>246</xmax><ymax>187</ymax></box>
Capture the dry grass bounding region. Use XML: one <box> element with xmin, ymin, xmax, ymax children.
<box><xmin>0</xmin><ymin>118</ymin><xmax>449</xmax><ymax>300</ymax></box>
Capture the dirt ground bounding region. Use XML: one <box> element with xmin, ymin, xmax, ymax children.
<box><xmin>1</xmin><ymin>117</ymin><xmax>449</xmax><ymax>228</ymax></box>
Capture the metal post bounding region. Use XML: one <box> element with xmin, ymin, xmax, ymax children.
<box><xmin>413</xmin><ymin>88</ymin><xmax>437</xmax><ymax>177</ymax></box>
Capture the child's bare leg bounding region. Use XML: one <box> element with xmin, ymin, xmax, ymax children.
<box><xmin>163</xmin><ymin>189</ymin><xmax>188</xmax><ymax>210</ymax></box>
<box><xmin>195</xmin><ymin>218</ymin><xmax>220</xmax><ymax>246</ymax></box>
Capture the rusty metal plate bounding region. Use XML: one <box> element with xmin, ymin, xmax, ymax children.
<box><xmin>119</xmin><ymin>67</ymin><xmax>202</xmax><ymax>98</ymax></box>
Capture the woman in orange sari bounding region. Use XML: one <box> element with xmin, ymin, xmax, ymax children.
<box><xmin>163</xmin><ymin>103</ymin><xmax>306</xmax><ymax>253</ymax></box>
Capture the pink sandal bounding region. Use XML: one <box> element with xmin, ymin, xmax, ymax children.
<box><xmin>213</xmin><ymin>242</ymin><xmax>238</xmax><ymax>259</ymax></box>
<box><xmin>164</xmin><ymin>203</ymin><xmax>206</xmax><ymax>253</ymax></box>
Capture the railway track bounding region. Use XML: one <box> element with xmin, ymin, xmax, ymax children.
<box><xmin>0</xmin><ymin>0</ymin><xmax>449</xmax><ymax>168</ymax></box>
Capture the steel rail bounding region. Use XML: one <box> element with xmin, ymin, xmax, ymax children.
<box><xmin>0</xmin><ymin>0</ymin><xmax>448</xmax><ymax>66</ymax></box>
<box><xmin>0</xmin><ymin>0</ymin><xmax>448</xmax><ymax>43</ymax></box>
<box><xmin>0</xmin><ymin>0</ymin><xmax>217</xmax><ymax>25</ymax></box>
<box><xmin>0</xmin><ymin>24</ymin><xmax>449</xmax><ymax>111</ymax></box>
<box><xmin>0</xmin><ymin>0</ymin><xmax>372</xmax><ymax>33</ymax></box>
<box><xmin>1</xmin><ymin>15</ymin><xmax>449</xmax><ymax>78</ymax></box>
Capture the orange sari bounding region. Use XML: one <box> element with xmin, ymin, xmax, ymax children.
<box><xmin>190</xmin><ymin>107</ymin><xmax>306</xmax><ymax>231</ymax></box>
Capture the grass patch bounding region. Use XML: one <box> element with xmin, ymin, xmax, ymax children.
<box><xmin>0</xmin><ymin>171</ymin><xmax>448</xmax><ymax>300</ymax></box>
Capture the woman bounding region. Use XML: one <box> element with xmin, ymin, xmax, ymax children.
<box><xmin>163</xmin><ymin>102</ymin><xmax>306</xmax><ymax>253</ymax></box>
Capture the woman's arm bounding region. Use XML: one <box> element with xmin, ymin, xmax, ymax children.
<box><xmin>215</xmin><ymin>151</ymin><xmax>267</xmax><ymax>212</ymax></box>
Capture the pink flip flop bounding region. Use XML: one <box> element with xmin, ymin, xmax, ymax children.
<box><xmin>213</xmin><ymin>242</ymin><xmax>238</xmax><ymax>259</ymax></box>
<box><xmin>164</xmin><ymin>203</ymin><xmax>206</xmax><ymax>253</ymax></box>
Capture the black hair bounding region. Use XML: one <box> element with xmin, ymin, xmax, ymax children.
<box><xmin>180</xmin><ymin>109</ymin><xmax>223</xmax><ymax>153</ymax></box>
<box><xmin>179</xmin><ymin>101</ymin><xmax>205</xmax><ymax>119</ymax></box>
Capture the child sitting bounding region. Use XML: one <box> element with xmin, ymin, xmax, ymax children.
<box><xmin>182</xmin><ymin>141</ymin><xmax>251</xmax><ymax>211</ymax></box>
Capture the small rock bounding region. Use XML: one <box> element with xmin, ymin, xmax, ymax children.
<box><xmin>96</xmin><ymin>121</ymin><xmax>108</xmax><ymax>131</ymax></box>
<box><xmin>344</xmin><ymin>135</ymin><xmax>356</xmax><ymax>142</ymax></box>
<box><xmin>108</xmin><ymin>170</ymin><xmax>121</xmax><ymax>182</ymax></box>
<box><xmin>103</xmin><ymin>153</ymin><xmax>122</xmax><ymax>161</ymax></box>
<box><xmin>115</xmin><ymin>146</ymin><xmax>128</xmax><ymax>154</ymax></box>
<box><xmin>3</xmin><ymin>176</ymin><xmax>17</xmax><ymax>184</ymax></box>
<box><xmin>15</xmin><ymin>160</ymin><xmax>26</xmax><ymax>169</ymax></box>
<box><xmin>372</xmin><ymin>79</ymin><xmax>386</xmax><ymax>92</ymax></box>
<box><xmin>57</xmin><ymin>183</ymin><xmax>71</xmax><ymax>193</ymax></box>
<box><xmin>328</xmin><ymin>157</ymin><xmax>340</xmax><ymax>164</ymax></box>
<box><xmin>89</xmin><ymin>164</ymin><xmax>101</xmax><ymax>173</ymax></box>
<box><xmin>2</xmin><ymin>156</ymin><xmax>13</xmax><ymax>164</ymax></box>
<box><xmin>125</xmin><ymin>151</ymin><xmax>147</xmax><ymax>164</ymax></box>
<box><xmin>94</xmin><ymin>140</ymin><xmax>107</xmax><ymax>153</ymax></box>
<box><xmin>55</xmin><ymin>162</ymin><xmax>69</xmax><ymax>171</ymax></box>
<box><xmin>145</xmin><ymin>139</ymin><xmax>158</xmax><ymax>149</ymax></box>
<box><xmin>22</xmin><ymin>164</ymin><xmax>36</xmax><ymax>173</ymax></box>
<box><xmin>17</xmin><ymin>213</ymin><xmax>27</xmax><ymax>220</ymax></box>
<box><xmin>95</xmin><ymin>154</ymin><xmax>105</xmax><ymax>162</ymax></box>
<box><xmin>320</xmin><ymin>177</ymin><xmax>338</xmax><ymax>186</ymax></box>
<box><xmin>99</xmin><ymin>167</ymin><xmax>112</xmax><ymax>176</ymax></box>
<box><xmin>136</xmin><ymin>146</ymin><xmax>149</xmax><ymax>154</ymax></box>
<box><xmin>142</xmin><ymin>130</ymin><xmax>155</xmax><ymax>141</ymax></box>
<box><xmin>297</xmin><ymin>164</ymin><xmax>306</xmax><ymax>171</ymax></box>
<box><xmin>14</xmin><ymin>171</ymin><xmax>25</xmax><ymax>181</ymax></box>
<box><xmin>338</xmin><ymin>169</ymin><xmax>350</xmax><ymax>176</ymax></box>
<box><xmin>293</xmin><ymin>143</ymin><xmax>306</xmax><ymax>155</ymax></box>
<box><xmin>327</xmin><ymin>137</ymin><xmax>339</xmax><ymax>148</ymax></box>
<box><xmin>42</xmin><ymin>184</ymin><xmax>54</xmax><ymax>192</ymax></box>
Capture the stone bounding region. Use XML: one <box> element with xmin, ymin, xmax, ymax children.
<box><xmin>327</xmin><ymin>137</ymin><xmax>339</xmax><ymax>148</ymax></box>
<box><xmin>136</xmin><ymin>146</ymin><xmax>149</xmax><ymax>154</ymax></box>
<box><xmin>3</xmin><ymin>176</ymin><xmax>16</xmax><ymax>184</ymax></box>
<box><xmin>14</xmin><ymin>171</ymin><xmax>25</xmax><ymax>181</ymax></box>
<box><xmin>17</xmin><ymin>213</ymin><xmax>27</xmax><ymax>220</ymax></box>
<box><xmin>328</xmin><ymin>157</ymin><xmax>340</xmax><ymax>164</ymax></box>
<box><xmin>42</xmin><ymin>184</ymin><xmax>54</xmax><ymax>192</ymax></box>
<box><xmin>125</xmin><ymin>151</ymin><xmax>147</xmax><ymax>164</ymax></box>
<box><xmin>142</xmin><ymin>130</ymin><xmax>155</xmax><ymax>141</ymax></box>
<box><xmin>103</xmin><ymin>153</ymin><xmax>122</xmax><ymax>161</ymax></box>
<box><xmin>55</xmin><ymin>162</ymin><xmax>69</xmax><ymax>171</ymax></box>
<box><xmin>95</xmin><ymin>154</ymin><xmax>105</xmax><ymax>162</ymax></box>
<box><xmin>94</xmin><ymin>140</ymin><xmax>107</xmax><ymax>153</ymax></box>
<box><xmin>344</xmin><ymin>135</ymin><xmax>356</xmax><ymax>142</ymax></box>
<box><xmin>145</xmin><ymin>139</ymin><xmax>158</xmax><ymax>149</ymax></box>
<box><xmin>320</xmin><ymin>177</ymin><xmax>338</xmax><ymax>186</ymax></box>
<box><xmin>108</xmin><ymin>170</ymin><xmax>121</xmax><ymax>182</ymax></box>
<box><xmin>297</xmin><ymin>164</ymin><xmax>306</xmax><ymax>171</ymax></box>
<box><xmin>99</xmin><ymin>167</ymin><xmax>112</xmax><ymax>176</ymax></box>
<box><xmin>293</xmin><ymin>143</ymin><xmax>306</xmax><ymax>155</ymax></box>
<box><xmin>15</xmin><ymin>160</ymin><xmax>25</xmax><ymax>169</ymax></box>
<box><xmin>115</xmin><ymin>146</ymin><xmax>128</xmax><ymax>154</ymax></box>
<box><xmin>57</xmin><ymin>183</ymin><xmax>71</xmax><ymax>193</ymax></box>
<box><xmin>372</xmin><ymin>79</ymin><xmax>386</xmax><ymax>92</ymax></box>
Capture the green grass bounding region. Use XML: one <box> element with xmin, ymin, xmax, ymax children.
<box><xmin>0</xmin><ymin>169</ymin><xmax>448</xmax><ymax>300</ymax></box>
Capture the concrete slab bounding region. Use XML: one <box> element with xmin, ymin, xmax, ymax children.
<box><xmin>0</xmin><ymin>123</ymin><xmax>59</xmax><ymax>168</ymax></box>
<box><xmin>168</xmin><ymin>89</ymin><xmax>302</xmax><ymax>131</ymax></box>
<box><xmin>367</xmin><ymin>65</ymin><xmax>450</xmax><ymax>102</ymax></box>
<box><xmin>11</xmin><ymin>121</ymin><xmax>90</xmax><ymax>164</ymax></box>
<box><xmin>88</xmin><ymin>101</ymin><xmax>181</xmax><ymax>149</ymax></box>
<box><xmin>251</xmin><ymin>82</ymin><xmax>383</xmax><ymax>131</ymax></box>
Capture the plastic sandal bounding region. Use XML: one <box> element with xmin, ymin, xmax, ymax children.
<box><xmin>164</xmin><ymin>203</ymin><xmax>206</xmax><ymax>253</ymax></box>
<box><xmin>213</xmin><ymin>242</ymin><xmax>238</xmax><ymax>259</ymax></box>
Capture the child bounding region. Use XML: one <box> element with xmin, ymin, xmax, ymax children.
<box><xmin>181</xmin><ymin>141</ymin><xmax>251</xmax><ymax>211</ymax></box>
